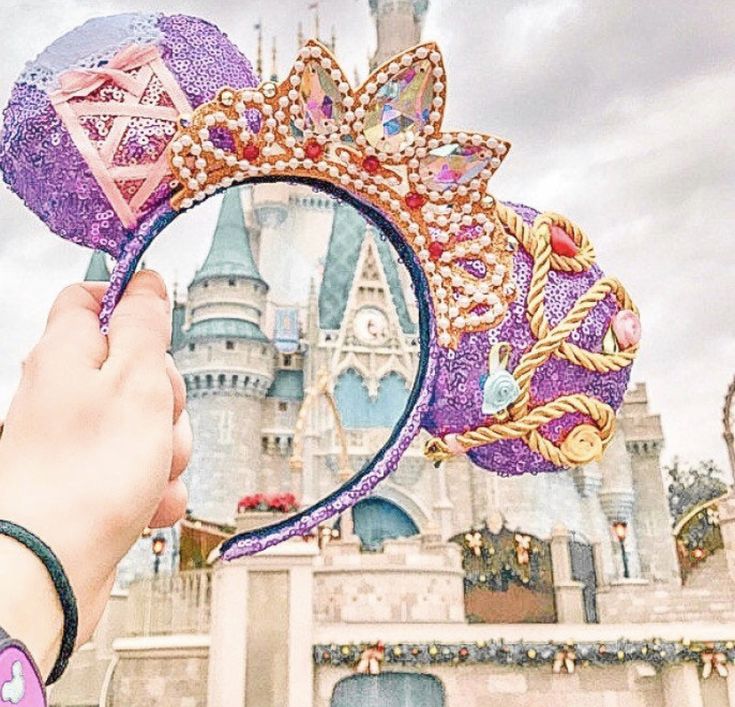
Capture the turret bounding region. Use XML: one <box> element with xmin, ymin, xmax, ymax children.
<box><xmin>174</xmin><ymin>188</ymin><xmax>275</xmax><ymax>523</ymax></box>
<box><xmin>619</xmin><ymin>383</ymin><xmax>680</xmax><ymax>584</ymax></box>
<box><xmin>83</xmin><ymin>251</ymin><xmax>110</xmax><ymax>281</ymax></box>
<box><xmin>369</xmin><ymin>0</ymin><xmax>428</xmax><ymax>68</ymax></box>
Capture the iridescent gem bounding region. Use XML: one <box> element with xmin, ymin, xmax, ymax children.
<box><xmin>299</xmin><ymin>63</ymin><xmax>343</xmax><ymax>134</ymax></box>
<box><xmin>419</xmin><ymin>143</ymin><xmax>492</xmax><ymax>191</ymax></box>
<box><xmin>363</xmin><ymin>60</ymin><xmax>433</xmax><ymax>152</ymax></box>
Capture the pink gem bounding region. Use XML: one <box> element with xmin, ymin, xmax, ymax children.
<box><xmin>419</xmin><ymin>143</ymin><xmax>492</xmax><ymax>191</ymax></box>
<box><xmin>611</xmin><ymin>310</ymin><xmax>641</xmax><ymax>349</ymax></box>
<box><xmin>550</xmin><ymin>225</ymin><xmax>579</xmax><ymax>257</ymax></box>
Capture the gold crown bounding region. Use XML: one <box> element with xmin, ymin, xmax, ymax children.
<box><xmin>168</xmin><ymin>39</ymin><xmax>515</xmax><ymax>349</ymax></box>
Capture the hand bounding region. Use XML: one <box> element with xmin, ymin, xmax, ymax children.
<box><xmin>0</xmin><ymin>271</ymin><xmax>192</xmax><ymax>679</ymax></box>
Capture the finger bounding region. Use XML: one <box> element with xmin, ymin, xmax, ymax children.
<box><xmin>166</xmin><ymin>353</ymin><xmax>186</xmax><ymax>423</ymax></box>
<box><xmin>149</xmin><ymin>478</ymin><xmax>188</xmax><ymax>528</ymax></box>
<box><xmin>42</xmin><ymin>282</ymin><xmax>109</xmax><ymax>368</ymax></box>
<box><xmin>104</xmin><ymin>271</ymin><xmax>171</xmax><ymax>374</ymax></box>
<box><xmin>170</xmin><ymin>409</ymin><xmax>192</xmax><ymax>480</ymax></box>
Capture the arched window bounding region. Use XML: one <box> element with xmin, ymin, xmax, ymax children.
<box><xmin>331</xmin><ymin>673</ymin><xmax>444</xmax><ymax>707</ymax></box>
<box><xmin>337</xmin><ymin>497</ymin><xmax>418</xmax><ymax>551</ymax></box>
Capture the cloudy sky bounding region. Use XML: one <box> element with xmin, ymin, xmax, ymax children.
<box><xmin>0</xmin><ymin>0</ymin><xmax>733</xmax><ymax>474</ymax></box>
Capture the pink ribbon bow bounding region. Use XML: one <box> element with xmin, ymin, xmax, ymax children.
<box><xmin>53</xmin><ymin>44</ymin><xmax>160</xmax><ymax>101</ymax></box>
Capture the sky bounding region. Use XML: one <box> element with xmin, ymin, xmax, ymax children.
<box><xmin>0</xmin><ymin>0</ymin><xmax>733</xmax><ymax>474</ymax></box>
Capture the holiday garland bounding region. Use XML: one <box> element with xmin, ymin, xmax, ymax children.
<box><xmin>314</xmin><ymin>639</ymin><xmax>735</xmax><ymax>677</ymax></box>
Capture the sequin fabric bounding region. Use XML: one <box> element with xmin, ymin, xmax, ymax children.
<box><xmin>422</xmin><ymin>202</ymin><xmax>630</xmax><ymax>475</ymax></box>
<box><xmin>0</xmin><ymin>14</ymin><xmax>261</xmax><ymax>324</ymax></box>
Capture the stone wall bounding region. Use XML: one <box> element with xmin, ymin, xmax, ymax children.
<box><xmin>105</xmin><ymin>638</ymin><xmax>208</xmax><ymax>707</ymax></box>
<box><xmin>314</xmin><ymin>536</ymin><xmax>465</xmax><ymax>623</ymax></box>
<box><xmin>598</xmin><ymin>550</ymin><xmax>735</xmax><ymax>623</ymax></box>
<box><xmin>183</xmin><ymin>393</ymin><xmax>266</xmax><ymax>523</ymax></box>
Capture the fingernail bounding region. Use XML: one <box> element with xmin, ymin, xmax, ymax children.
<box><xmin>137</xmin><ymin>270</ymin><xmax>168</xmax><ymax>300</ymax></box>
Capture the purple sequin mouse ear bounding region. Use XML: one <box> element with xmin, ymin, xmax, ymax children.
<box><xmin>0</xmin><ymin>12</ymin><xmax>260</xmax><ymax>330</ymax></box>
<box><xmin>1</xmin><ymin>14</ymin><xmax>642</xmax><ymax>560</ymax></box>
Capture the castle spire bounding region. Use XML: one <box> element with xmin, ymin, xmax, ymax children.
<box><xmin>84</xmin><ymin>250</ymin><xmax>110</xmax><ymax>281</ymax></box>
<box><xmin>192</xmin><ymin>189</ymin><xmax>265</xmax><ymax>286</ymax></box>
<box><xmin>270</xmin><ymin>37</ymin><xmax>278</xmax><ymax>82</ymax></box>
<box><xmin>255</xmin><ymin>20</ymin><xmax>263</xmax><ymax>76</ymax></box>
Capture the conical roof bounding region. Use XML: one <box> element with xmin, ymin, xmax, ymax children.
<box><xmin>84</xmin><ymin>250</ymin><xmax>110</xmax><ymax>281</ymax></box>
<box><xmin>192</xmin><ymin>189</ymin><xmax>265</xmax><ymax>286</ymax></box>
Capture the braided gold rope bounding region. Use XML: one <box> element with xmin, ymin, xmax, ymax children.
<box><xmin>424</xmin><ymin>203</ymin><xmax>639</xmax><ymax>468</ymax></box>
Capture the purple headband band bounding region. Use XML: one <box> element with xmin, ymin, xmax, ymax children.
<box><xmin>0</xmin><ymin>13</ymin><xmax>641</xmax><ymax>558</ymax></box>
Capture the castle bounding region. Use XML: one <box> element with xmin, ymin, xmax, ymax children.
<box><xmin>49</xmin><ymin>2</ymin><xmax>735</xmax><ymax>706</ymax></box>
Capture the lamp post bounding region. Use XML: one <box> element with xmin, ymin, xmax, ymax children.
<box><xmin>612</xmin><ymin>521</ymin><xmax>630</xmax><ymax>579</ymax></box>
<box><xmin>152</xmin><ymin>534</ymin><xmax>167</xmax><ymax>576</ymax></box>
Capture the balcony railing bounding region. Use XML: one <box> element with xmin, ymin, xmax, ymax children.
<box><xmin>125</xmin><ymin>570</ymin><xmax>212</xmax><ymax>636</ymax></box>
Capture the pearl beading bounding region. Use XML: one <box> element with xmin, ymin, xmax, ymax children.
<box><xmin>168</xmin><ymin>40</ymin><xmax>513</xmax><ymax>349</ymax></box>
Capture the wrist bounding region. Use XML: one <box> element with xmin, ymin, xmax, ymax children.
<box><xmin>0</xmin><ymin>535</ymin><xmax>63</xmax><ymax>680</ymax></box>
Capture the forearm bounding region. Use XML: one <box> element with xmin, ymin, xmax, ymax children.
<box><xmin>0</xmin><ymin>535</ymin><xmax>63</xmax><ymax>680</ymax></box>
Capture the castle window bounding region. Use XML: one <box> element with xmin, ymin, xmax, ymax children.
<box><xmin>261</xmin><ymin>436</ymin><xmax>269</xmax><ymax>453</ymax></box>
<box><xmin>205</xmin><ymin>374</ymin><xmax>213</xmax><ymax>389</ymax></box>
<box><xmin>232</xmin><ymin>375</ymin><xmax>238</xmax><ymax>387</ymax></box>
<box><xmin>189</xmin><ymin>343</ymin><xmax>195</xmax><ymax>352</ymax></box>
<box><xmin>283</xmin><ymin>354</ymin><xmax>292</xmax><ymax>367</ymax></box>
<box><xmin>194</xmin><ymin>375</ymin><xmax>200</xmax><ymax>389</ymax></box>
<box><xmin>228</xmin><ymin>278</ymin><xmax>236</xmax><ymax>286</ymax></box>
<box><xmin>226</xmin><ymin>340</ymin><xmax>235</xmax><ymax>350</ymax></box>
<box><xmin>278</xmin><ymin>401</ymin><xmax>288</xmax><ymax>412</ymax></box>
<box><xmin>218</xmin><ymin>374</ymin><xmax>226</xmax><ymax>386</ymax></box>
<box><xmin>203</xmin><ymin>280</ymin><xmax>209</xmax><ymax>288</ymax></box>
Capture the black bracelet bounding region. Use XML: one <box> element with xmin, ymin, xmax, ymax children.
<box><xmin>0</xmin><ymin>520</ymin><xmax>78</xmax><ymax>685</ymax></box>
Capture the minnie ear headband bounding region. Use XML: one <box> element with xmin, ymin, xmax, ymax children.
<box><xmin>0</xmin><ymin>13</ymin><xmax>641</xmax><ymax>560</ymax></box>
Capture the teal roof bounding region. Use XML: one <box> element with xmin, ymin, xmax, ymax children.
<box><xmin>192</xmin><ymin>189</ymin><xmax>266</xmax><ymax>286</ymax></box>
<box><xmin>84</xmin><ymin>251</ymin><xmax>110</xmax><ymax>281</ymax></box>
<box><xmin>170</xmin><ymin>302</ymin><xmax>186</xmax><ymax>352</ymax></box>
<box><xmin>184</xmin><ymin>318</ymin><xmax>268</xmax><ymax>342</ymax></box>
<box><xmin>267</xmin><ymin>369</ymin><xmax>304</xmax><ymax>400</ymax></box>
<box><xmin>319</xmin><ymin>205</ymin><xmax>416</xmax><ymax>334</ymax></box>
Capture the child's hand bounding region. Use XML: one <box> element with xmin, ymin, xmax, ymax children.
<box><xmin>0</xmin><ymin>271</ymin><xmax>192</xmax><ymax>678</ymax></box>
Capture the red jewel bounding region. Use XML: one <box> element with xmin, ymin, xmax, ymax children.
<box><xmin>405</xmin><ymin>191</ymin><xmax>426</xmax><ymax>209</ymax></box>
<box><xmin>305</xmin><ymin>140</ymin><xmax>323</xmax><ymax>159</ymax></box>
<box><xmin>550</xmin><ymin>225</ymin><xmax>579</xmax><ymax>257</ymax></box>
<box><xmin>363</xmin><ymin>155</ymin><xmax>380</xmax><ymax>173</ymax></box>
<box><xmin>242</xmin><ymin>143</ymin><xmax>260</xmax><ymax>161</ymax></box>
<box><xmin>428</xmin><ymin>242</ymin><xmax>444</xmax><ymax>259</ymax></box>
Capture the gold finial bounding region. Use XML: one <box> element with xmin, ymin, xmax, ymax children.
<box><xmin>255</xmin><ymin>20</ymin><xmax>263</xmax><ymax>76</ymax></box>
<box><xmin>297</xmin><ymin>21</ymin><xmax>304</xmax><ymax>50</ymax></box>
<box><xmin>270</xmin><ymin>37</ymin><xmax>278</xmax><ymax>82</ymax></box>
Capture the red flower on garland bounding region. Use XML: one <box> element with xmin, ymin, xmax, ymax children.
<box><xmin>237</xmin><ymin>492</ymin><xmax>299</xmax><ymax>514</ymax></box>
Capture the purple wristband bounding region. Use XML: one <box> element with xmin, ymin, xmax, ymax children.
<box><xmin>0</xmin><ymin>630</ymin><xmax>46</xmax><ymax>706</ymax></box>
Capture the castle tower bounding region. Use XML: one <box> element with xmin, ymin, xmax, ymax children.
<box><xmin>308</xmin><ymin>204</ymin><xmax>419</xmax><ymax>506</ymax></box>
<box><xmin>369</xmin><ymin>0</ymin><xmax>428</xmax><ymax>68</ymax></box>
<box><xmin>173</xmin><ymin>188</ymin><xmax>275</xmax><ymax>524</ymax></box>
<box><xmin>620</xmin><ymin>383</ymin><xmax>680</xmax><ymax>584</ymax></box>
